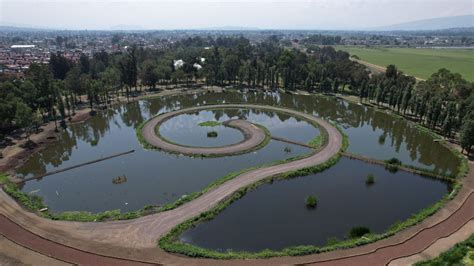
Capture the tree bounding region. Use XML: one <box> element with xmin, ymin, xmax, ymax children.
<box><xmin>223</xmin><ymin>53</ymin><xmax>240</xmax><ymax>85</ymax></box>
<box><xmin>385</xmin><ymin>64</ymin><xmax>398</xmax><ymax>79</ymax></box>
<box><xmin>139</xmin><ymin>60</ymin><xmax>159</xmax><ymax>89</ymax></box>
<box><xmin>118</xmin><ymin>46</ymin><xmax>138</xmax><ymax>101</ymax></box>
<box><xmin>320</xmin><ymin>78</ymin><xmax>332</xmax><ymax>92</ymax></box>
<box><xmin>49</xmin><ymin>52</ymin><xmax>73</xmax><ymax>80</ymax></box>
<box><xmin>79</xmin><ymin>54</ymin><xmax>91</xmax><ymax>74</ymax></box>
<box><xmin>460</xmin><ymin>119</ymin><xmax>474</xmax><ymax>155</ymax></box>
<box><xmin>14</xmin><ymin>102</ymin><xmax>33</xmax><ymax>140</ymax></box>
<box><xmin>100</xmin><ymin>67</ymin><xmax>121</xmax><ymax>103</ymax></box>
<box><xmin>65</xmin><ymin>66</ymin><xmax>82</xmax><ymax>103</ymax></box>
<box><xmin>32</xmin><ymin>109</ymin><xmax>43</xmax><ymax>133</ymax></box>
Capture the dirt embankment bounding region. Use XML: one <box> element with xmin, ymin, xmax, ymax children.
<box><xmin>0</xmin><ymin>108</ymin><xmax>91</xmax><ymax>174</ymax></box>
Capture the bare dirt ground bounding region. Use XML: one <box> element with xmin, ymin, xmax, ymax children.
<box><xmin>0</xmin><ymin>234</ymin><xmax>70</xmax><ymax>266</ymax></box>
<box><xmin>0</xmin><ymin>108</ymin><xmax>91</xmax><ymax>174</ymax></box>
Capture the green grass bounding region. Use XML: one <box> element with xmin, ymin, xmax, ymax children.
<box><xmin>335</xmin><ymin>46</ymin><xmax>474</xmax><ymax>81</ymax></box>
<box><xmin>415</xmin><ymin>234</ymin><xmax>474</xmax><ymax>266</ymax></box>
<box><xmin>198</xmin><ymin>121</ymin><xmax>222</xmax><ymax>127</ymax></box>
<box><xmin>308</xmin><ymin>135</ymin><xmax>323</xmax><ymax>149</ymax></box>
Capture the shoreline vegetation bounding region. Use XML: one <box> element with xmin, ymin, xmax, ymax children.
<box><xmin>1</xmin><ymin>102</ymin><xmax>330</xmax><ymax>222</ymax></box>
<box><xmin>157</xmin><ymin>122</ymin><xmax>465</xmax><ymax>259</ymax></box>
<box><xmin>0</xmin><ymin>89</ymin><xmax>470</xmax><ymax>258</ymax></box>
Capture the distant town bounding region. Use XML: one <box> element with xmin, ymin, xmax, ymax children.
<box><xmin>1</xmin><ymin>27</ymin><xmax>473</xmax><ymax>77</ymax></box>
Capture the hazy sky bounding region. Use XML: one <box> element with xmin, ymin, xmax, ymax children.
<box><xmin>1</xmin><ymin>0</ymin><xmax>473</xmax><ymax>30</ymax></box>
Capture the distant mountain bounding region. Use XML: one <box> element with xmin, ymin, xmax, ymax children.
<box><xmin>0</xmin><ymin>22</ymin><xmax>60</xmax><ymax>31</ymax></box>
<box><xmin>196</xmin><ymin>26</ymin><xmax>261</xmax><ymax>31</ymax></box>
<box><xmin>375</xmin><ymin>15</ymin><xmax>474</xmax><ymax>31</ymax></box>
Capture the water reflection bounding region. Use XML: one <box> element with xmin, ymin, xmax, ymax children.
<box><xmin>16</xmin><ymin>91</ymin><xmax>460</xmax><ymax>213</ymax></box>
<box><xmin>180</xmin><ymin>157</ymin><xmax>450</xmax><ymax>252</ymax></box>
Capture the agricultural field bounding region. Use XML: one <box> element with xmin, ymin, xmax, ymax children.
<box><xmin>336</xmin><ymin>46</ymin><xmax>474</xmax><ymax>81</ymax></box>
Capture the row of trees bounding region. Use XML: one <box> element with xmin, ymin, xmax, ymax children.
<box><xmin>0</xmin><ymin>35</ymin><xmax>473</xmax><ymax>153</ymax></box>
<box><xmin>358</xmin><ymin>66</ymin><xmax>473</xmax><ymax>153</ymax></box>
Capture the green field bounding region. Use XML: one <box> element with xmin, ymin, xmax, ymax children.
<box><xmin>335</xmin><ymin>46</ymin><xmax>474</xmax><ymax>81</ymax></box>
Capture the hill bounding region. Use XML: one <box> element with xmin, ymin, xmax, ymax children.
<box><xmin>375</xmin><ymin>15</ymin><xmax>474</xmax><ymax>31</ymax></box>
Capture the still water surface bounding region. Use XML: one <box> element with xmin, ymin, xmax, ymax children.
<box><xmin>180</xmin><ymin>157</ymin><xmax>450</xmax><ymax>251</ymax></box>
<box><xmin>16</xmin><ymin>91</ymin><xmax>459</xmax><ymax>214</ymax></box>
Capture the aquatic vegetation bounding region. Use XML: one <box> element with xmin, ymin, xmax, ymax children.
<box><xmin>365</xmin><ymin>174</ymin><xmax>375</xmax><ymax>185</ymax></box>
<box><xmin>305</xmin><ymin>195</ymin><xmax>318</xmax><ymax>208</ymax></box>
<box><xmin>198</xmin><ymin>121</ymin><xmax>222</xmax><ymax>127</ymax></box>
<box><xmin>207</xmin><ymin>131</ymin><xmax>218</xmax><ymax>138</ymax></box>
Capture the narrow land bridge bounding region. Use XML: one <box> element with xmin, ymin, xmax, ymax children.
<box><xmin>0</xmin><ymin>104</ymin><xmax>473</xmax><ymax>265</ymax></box>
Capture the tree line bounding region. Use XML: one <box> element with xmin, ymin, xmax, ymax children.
<box><xmin>0</xmin><ymin>35</ymin><xmax>473</xmax><ymax>154</ymax></box>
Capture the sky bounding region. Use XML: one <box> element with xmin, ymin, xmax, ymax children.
<box><xmin>0</xmin><ymin>0</ymin><xmax>473</xmax><ymax>30</ymax></box>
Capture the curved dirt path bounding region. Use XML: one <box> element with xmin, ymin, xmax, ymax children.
<box><xmin>1</xmin><ymin>104</ymin><xmax>472</xmax><ymax>265</ymax></box>
<box><xmin>142</xmin><ymin>106</ymin><xmax>268</xmax><ymax>156</ymax></box>
<box><xmin>0</xmin><ymin>104</ymin><xmax>342</xmax><ymax>263</ymax></box>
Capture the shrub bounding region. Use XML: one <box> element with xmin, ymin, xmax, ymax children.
<box><xmin>305</xmin><ymin>195</ymin><xmax>318</xmax><ymax>208</ymax></box>
<box><xmin>385</xmin><ymin>157</ymin><xmax>402</xmax><ymax>165</ymax></box>
<box><xmin>365</xmin><ymin>174</ymin><xmax>375</xmax><ymax>185</ymax></box>
<box><xmin>385</xmin><ymin>157</ymin><xmax>402</xmax><ymax>173</ymax></box>
<box><xmin>349</xmin><ymin>226</ymin><xmax>370</xmax><ymax>238</ymax></box>
<box><xmin>207</xmin><ymin>131</ymin><xmax>218</xmax><ymax>138</ymax></box>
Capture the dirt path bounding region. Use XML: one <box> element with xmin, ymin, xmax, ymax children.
<box><xmin>389</xmin><ymin>220</ymin><xmax>474</xmax><ymax>265</ymax></box>
<box><xmin>0</xmin><ymin>103</ymin><xmax>472</xmax><ymax>265</ymax></box>
<box><xmin>0</xmin><ymin>234</ymin><xmax>70</xmax><ymax>266</ymax></box>
<box><xmin>1</xmin><ymin>103</ymin><xmax>473</xmax><ymax>265</ymax></box>
<box><xmin>0</xmin><ymin>214</ymin><xmax>154</xmax><ymax>266</ymax></box>
<box><xmin>0</xmin><ymin>105</ymin><xmax>343</xmax><ymax>264</ymax></box>
<box><xmin>352</xmin><ymin>58</ymin><xmax>425</xmax><ymax>82</ymax></box>
<box><xmin>142</xmin><ymin>107</ymin><xmax>268</xmax><ymax>156</ymax></box>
